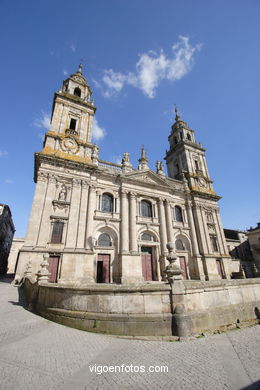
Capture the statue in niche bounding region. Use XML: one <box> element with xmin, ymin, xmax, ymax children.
<box><xmin>58</xmin><ymin>184</ymin><xmax>67</xmax><ymax>201</ymax></box>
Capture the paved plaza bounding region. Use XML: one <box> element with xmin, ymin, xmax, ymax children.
<box><xmin>0</xmin><ymin>276</ymin><xmax>259</xmax><ymax>390</ymax></box>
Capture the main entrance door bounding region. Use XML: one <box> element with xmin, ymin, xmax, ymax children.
<box><xmin>97</xmin><ymin>254</ymin><xmax>110</xmax><ymax>283</ymax></box>
<box><xmin>179</xmin><ymin>256</ymin><xmax>188</xmax><ymax>280</ymax></box>
<box><xmin>141</xmin><ymin>247</ymin><xmax>153</xmax><ymax>281</ymax></box>
<box><xmin>48</xmin><ymin>256</ymin><xmax>60</xmax><ymax>283</ymax></box>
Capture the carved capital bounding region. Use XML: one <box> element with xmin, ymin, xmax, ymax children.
<box><xmin>48</xmin><ymin>174</ymin><xmax>57</xmax><ymax>184</ymax></box>
<box><xmin>72</xmin><ymin>178</ymin><xmax>81</xmax><ymax>187</ymax></box>
<box><xmin>82</xmin><ymin>180</ymin><xmax>89</xmax><ymax>189</ymax></box>
<box><xmin>129</xmin><ymin>191</ymin><xmax>136</xmax><ymax>199</ymax></box>
<box><xmin>38</xmin><ymin>172</ymin><xmax>48</xmax><ymax>182</ymax></box>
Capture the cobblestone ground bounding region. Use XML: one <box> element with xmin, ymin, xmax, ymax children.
<box><xmin>0</xmin><ymin>277</ymin><xmax>259</xmax><ymax>390</ymax></box>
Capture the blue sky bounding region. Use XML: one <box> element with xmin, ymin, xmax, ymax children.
<box><xmin>0</xmin><ymin>0</ymin><xmax>259</xmax><ymax>237</ymax></box>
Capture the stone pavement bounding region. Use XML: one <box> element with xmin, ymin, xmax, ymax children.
<box><xmin>0</xmin><ymin>277</ymin><xmax>259</xmax><ymax>390</ymax></box>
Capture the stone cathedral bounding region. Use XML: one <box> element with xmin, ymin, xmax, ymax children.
<box><xmin>16</xmin><ymin>65</ymin><xmax>232</xmax><ymax>284</ymax></box>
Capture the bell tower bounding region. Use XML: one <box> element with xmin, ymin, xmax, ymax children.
<box><xmin>42</xmin><ymin>64</ymin><xmax>96</xmax><ymax>163</ymax></box>
<box><xmin>165</xmin><ymin>107</ymin><xmax>216</xmax><ymax>196</ymax></box>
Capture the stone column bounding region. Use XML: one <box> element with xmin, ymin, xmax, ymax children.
<box><xmin>85</xmin><ymin>184</ymin><xmax>96</xmax><ymax>250</ymax></box>
<box><xmin>214</xmin><ymin>208</ymin><xmax>229</xmax><ymax>255</ymax></box>
<box><xmin>158</xmin><ymin>198</ymin><xmax>167</xmax><ymax>255</ymax></box>
<box><xmin>76</xmin><ymin>181</ymin><xmax>89</xmax><ymax>249</ymax></box>
<box><xmin>37</xmin><ymin>174</ymin><xmax>57</xmax><ymax>246</ymax></box>
<box><xmin>186</xmin><ymin>201</ymin><xmax>205</xmax><ymax>280</ymax></box>
<box><xmin>120</xmin><ymin>190</ymin><xmax>129</xmax><ymax>253</ymax></box>
<box><xmin>25</xmin><ymin>172</ymin><xmax>48</xmax><ymax>246</ymax></box>
<box><xmin>129</xmin><ymin>192</ymin><xmax>138</xmax><ymax>253</ymax></box>
<box><xmin>165</xmin><ymin>199</ymin><xmax>174</xmax><ymax>243</ymax></box>
<box><xmin>66</xmin><ymin>179</ymin><xmax>81</xmax><ymax>248</ymax></box>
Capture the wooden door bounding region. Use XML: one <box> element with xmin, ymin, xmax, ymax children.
<box><xmin>216</xmin><ymin>259</ymin><xmax>225</xmax><ymax>279</ymax></box>
<box><xmin>48</xmin><ymin>256</ymin><xmax>59</xmax><ymax>283</ymax></box>
<box><xmin>179</xmin><ymin>256</ymin><xmax>188</xmax><ymax>280</ymax></box>
<box><xmin>97</xmin><ymin>254</ymin><xmax>110</xmax><ymax>283</ymax></box>
<box><xmin>142</xmin><ymin>253</ymin><xmax>153</xmax><ymax>281</ymax></box>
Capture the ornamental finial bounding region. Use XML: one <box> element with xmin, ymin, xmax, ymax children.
<box><xmin>77</xmin><ymin>63</ymin><xmax>83</xmax><ymax>74</ymax></box>
<box><xmin>174</xmin><ymin>104</ymin><xmax>181</xmax><ymax>121</ymax></box>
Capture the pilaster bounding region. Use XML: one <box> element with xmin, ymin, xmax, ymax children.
<box><xmin>158</xmin><ymin>198</ymin><xmax>167</xmax><ymax>255</ymax></box>
<box><xmin>129</xmin><ymin>192</ymin><xmax>138</xmax><ymax>253</ymax></box>
<box><xmin>165</xmin><ymin>199</ymin><xmax>174</xmax><ymax>243</ymax></box>
<box><xmin>25</xmin><ymin>172</ymin><xmax>48</xmax><ymax>246</ymax></box>
<box><xmin>120</xmin><ymin>190</ymin><xmax>129</xmax><ymax>253</ymax></box>
<box><xmin>37</xmin><ymin>174</ymin><xmax>57</xmax><ymax>246</ymax></box>
<box><xmin>85</xmin><ymin>184</ymin><xmax>96</xmax><ymax>250</ymax></box>
<box><xmin>76</xmin><ymin>181</ymin><xmax>89</xmax><ymax>249</ymax></box>
<box><xmin>66</xmin><ymin>178</ymin><xmax>81</xmax><ymax>248</ymax></box>
<box><xmin>186</xmin><ymin>201</ymin><xmax>205</xmax><ymax>280</ymax></box>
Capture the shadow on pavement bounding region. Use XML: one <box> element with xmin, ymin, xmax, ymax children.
<box><xmin>0</xmin><ymin>274</ymin><xmax>15</xmax><ymax>283</ymax></box>
<box><xmin>241</xmin><ymin>380</ymin><xmax>260</xmax><ymax>390</ymax></box>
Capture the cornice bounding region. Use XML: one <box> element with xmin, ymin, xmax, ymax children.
<box><xmin>55</xmin><ymin>92</ymin><xmax>96</xmax><ymax>112</ymax></box>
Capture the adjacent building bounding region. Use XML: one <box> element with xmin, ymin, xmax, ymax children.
<box><xmin>0</xmin><ymin>204</ymin><xmax>15</xmax><ymax>274</ymax></box>
<box><xmin>247</xmin><ymin>223</ymin><xmax>260</xmax><ymax>274</ymax></box>
<box><xmin>16</xmin><ymin>65</ymin><xmax>233</xmax><ymax>284</ymax></box>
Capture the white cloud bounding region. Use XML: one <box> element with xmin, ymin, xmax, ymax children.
<box><xmin>111</xmin><ymin>155</ymin><xmax>122</xmax><ymax>165</ymax></box>
<box><xmin>0</xmin><ymin>150</ymin><xmax>8</xmax><ymax>157</ymax></box>
<box><xmin>70</xmin><ymin>42</ymin><xmax>76</xmax><ymax>52</ymax></box>
<box><xmin>5</xmin><ymin>179</ymin><xmax>13</xmax><ymax>184</ymax></box>
<box><xmin>92</xmin><ymin>118</ymin><xmax>106</xmax><ymax>141</ymax></box>
<box><xmin>34</xmin><ymin>111</ymin><xmax>51</xmax><ymax>130</ymax></box>
<box><xmin>101</xmin><ymin>36</ymin><xmax>202</xmax><ymax>98</ymax></box>
<box><xmin>63</xmin><ymin>69</ymin><xmax>68</xmax><ymax>76</ymax></box>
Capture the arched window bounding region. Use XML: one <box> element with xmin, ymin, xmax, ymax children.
<box><xmin>98</xmin><ymin>233</ymin><xmax>112</xmax><ymax>247</ymax></box>
<box><xmin>141</xmin><ymin>200</ymin><xmax>152</xmax><ymax>218</ymax></box>
<box><xmin>141</xmin><ymin>233</ymin><xmax>153</xmax><ymax>241</ymax></box>
<box><xmin>187</xmin><ymin>133</ymin><xmax>191</xmax><ymax>141</ymax></box>
<box><xmin>101</xmin><ymin>193</ymin><xmax>113</xmax><ymax>213</ymax></box>
<box><xmin>74</xmin><ymin>87</ymin><xmax>81</xmax><ymax>97</ymax></box>
<box><xmin>175</xmin><ymin>206</ymin><xmax>183</xmax><ymax>222</ymax></box>
<box><xmin>175</xmin><ymin>239</ymin><xmax>185</xmax><ymax>250</ymax></box>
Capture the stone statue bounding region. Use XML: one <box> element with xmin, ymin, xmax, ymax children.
<box><xmin>156</xmin><ymin>161</ymin><xmax>165</xmax><ymax>175</ymax></box>
<box><xmin>58</xmin><ymin>184</ymin><xmax>67</xmax><ymax>201</ymax></box>
<box><xmin>91</xmin><ymin>144</ymin><xmax>99</xmax><ymax>166</ymax></box>
<box><xmin>122</xmin><ymin>152</ymin><xmax>130</xmax><ymax>164</ymax></box>
<box><xmin>121</xmin><ymin>152</ymin><xmax>133</xmax><ymax>172</ymax></box>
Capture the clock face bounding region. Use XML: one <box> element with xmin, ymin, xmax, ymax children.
<box><xmin>61</xmin><ymin>137</ymin><xmax>79</xmax><ymax>154</ymax></box>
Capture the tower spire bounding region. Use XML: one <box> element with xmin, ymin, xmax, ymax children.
<box><xmin>138</xmin><ymin>145</ymin><xmax>149</xmax><ymax>171</ymax></box>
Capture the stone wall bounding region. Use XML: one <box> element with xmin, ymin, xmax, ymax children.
<box><xmin>23</xmin><ymin>277</ymin><xmax>260</xmax><ymax>337</ymax></box>
<box><xmin>7</xmin><ymin>238</ymin><xmax>24</xmax><ymax>274</ymax></box>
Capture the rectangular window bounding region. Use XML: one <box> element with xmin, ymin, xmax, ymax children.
<box><xmin>51</xmin><ymin>221</ymin><xmax>64</xmax><ymax>244</ymax></box>
<box><xmin>69</xmin><ymin>118</ymin><xmax>77</xmax><ymax>130</ymax></box>
<box><xmin>210</xmin><ymin>234</ymin><xmax>218</xmax><ymax>252</ymax></box>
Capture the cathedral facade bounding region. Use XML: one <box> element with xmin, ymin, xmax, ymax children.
<box><xmin>16</xmin><ymin>65</ymin><xmax>231</xmax><ymax>284</ymax></box>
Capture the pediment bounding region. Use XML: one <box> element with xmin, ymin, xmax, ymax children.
<box><xmin>123</xmin><ymin>169</ymin><xmax>171</xmax><ymax>188</ymax></box>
